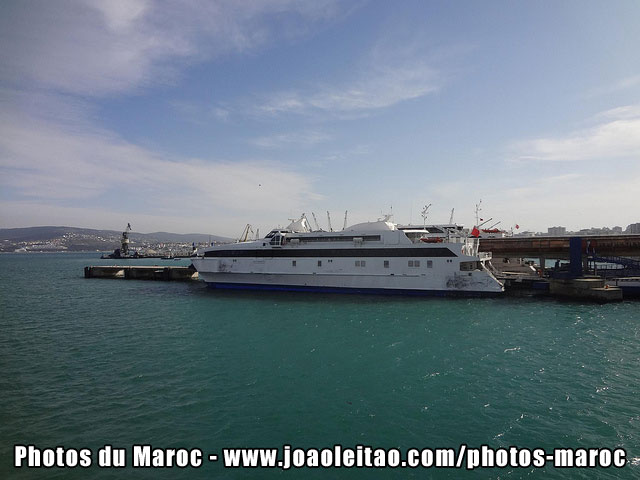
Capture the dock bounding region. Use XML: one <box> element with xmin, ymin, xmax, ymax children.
<box><xmin>84</xmin><ymin>265</ymin><xmax>198</xmax><ymax>281</ymax></box>
<box><xmin>549</xmin><ymin>277</ymin><xmax>623</xmax><ymax>301</ymax></box>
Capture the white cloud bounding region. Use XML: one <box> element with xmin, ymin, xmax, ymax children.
<box><xmin>212</xmin><ymin>107</ymin><xmax>230</xmax><ymax>122</ymax></box>
<box><xmin>250</xmin><ymin>130</ymin><xmax>332</xmax><ymax>149</ymax></box>
<box><xmin>249</xmin><ymin>35</ymin><xmax>446</xmax><ymax>117</ymax></box>
<box><xmin>494</xmin><ymin>173</ymin><xmax>640</xmax><ymax>231</ymax></box>
<box><xmin>586</xmin><ymin>74</ymin><xmax>640</xmax><ymax>97</ymax></box>
<box><xmin>592</xmin><ymin>104</ymin><xmax>640</xmax><ymax>121</ymax></box>
<box><xmin>510</xmin><ymin>104</ymin><xmax>640</xmax><ymax>162</ymax></box>
<box><xmin>254</xmin><ymin>62</ymin><xmax>439</xmax><ymax>116</ymax></box>
<box><xmin>500</xmin><ymin>106</ymin><xmax>640</xmax><ymax>229</ymax></box>
<box><xmin>0</xmin><ymin>100</ymin><xmax>321</xmax><ymax>234</ymax></box>
<box><xmin>0</xmin><ymin>0</ymin><xmax>350</xmax><ymax>96</ymax></box>
<box><xmin>411</xmin><ymin>171</ymin><xmax>640</xmax><ymax>233</ymax></box>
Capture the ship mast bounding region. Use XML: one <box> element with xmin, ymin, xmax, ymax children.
<box><xmin>343</xmin><ymin>210</ymin><xmax>348</xmax><ymax>230</ymax></box>
<box><xmin>327</xmin><ymin>211</ymin><xmax>333</xmax><ymax>232</ymax></box>
<box><xmin>421</xmin><ymin>204</ymin><xmax>431</xmax><ymax>227</ymax></box>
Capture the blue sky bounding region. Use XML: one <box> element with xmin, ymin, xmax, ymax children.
<box><xmin>1</xmin><ymin>0</ymin><xmax>639</xmax><ymax>236</ymax></box>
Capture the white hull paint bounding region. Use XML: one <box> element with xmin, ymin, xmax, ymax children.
<box><xmin>194</xmin><ymin>269</ymin><xmax>503</xmax><ymax>295</ymax></box>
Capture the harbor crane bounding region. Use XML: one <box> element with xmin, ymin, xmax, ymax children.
<box><xmin>311</xmin><ymin>212</ymin><xmax>321</xmax><ymax>231</ymax></box>
<box><xmin>238</xmin><ymin>224</ymin><xmax>255</xmax><ymax>242</ymax></box>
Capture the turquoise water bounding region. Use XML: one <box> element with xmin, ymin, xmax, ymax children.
<box><xmin>1</xmin><ymin>253</ymin><xmax>639</xmax><ymax>479</ymax></box>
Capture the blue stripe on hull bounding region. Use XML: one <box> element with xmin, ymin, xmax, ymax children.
<box><xmin>205</xmin><ymin>282</ymin><xmax>503</xmax><ymax>298</ymax></box>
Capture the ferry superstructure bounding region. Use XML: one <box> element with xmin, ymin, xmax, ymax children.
<box><xmin>191</xmin><ymin>216</ymin><xmax>504</xmax><ymax>296</ymax></box>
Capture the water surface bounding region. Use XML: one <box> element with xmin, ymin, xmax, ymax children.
<box><xmin>1</xmin><ymin>253</ymin><xmax>639</xmax><ymax>478</ymax></box>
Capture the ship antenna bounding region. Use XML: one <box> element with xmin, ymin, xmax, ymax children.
<box><xmin>343</xmin><ymin>210</ymin><xmax>348</xmax><ymax>230</ymax></box>
<box><xmin>327</xmin><ymin>211</ymin><xmax>333</xmax><ymax>232</ymax></box>
<box><xmin>449</xmin><ymin>208</ymin><xmax>455</xmax><ymax>224</ymax></box>
<box><xmin>421</xmin><ymin>204</ymin><xmax>431</xmax><ymax>227</ymax></box>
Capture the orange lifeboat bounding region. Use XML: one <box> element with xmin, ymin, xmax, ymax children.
<box><xmin>421</xmin><ymin>237</ymin><xmax>444</xmax><ymax>243</ymax></box>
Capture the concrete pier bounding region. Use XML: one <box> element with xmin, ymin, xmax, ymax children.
<box><xmin>84</xmin><ymin>265</ymin><xmax>198</xmax><ymax>281</ymax></box>
<box><xmin>549</xmin><ymin>277</ymin><xmax>622</xmax><ymax>302</ymax></box>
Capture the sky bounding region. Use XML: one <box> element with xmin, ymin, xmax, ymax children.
<box><xmin>1</xmin><ymin>0</ymin><xmax>639</xmax><ymax>237</ymax></box>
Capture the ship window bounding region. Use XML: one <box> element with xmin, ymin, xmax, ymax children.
<box><xmin>460</xmin><ymin>261</ymin><xmax>480</xmax><ymax>271</ymax></box>
<box><xmin>427</xmin><ymin>260</ymin><xmax>433</xmax><ymax>268</ymax></box>
<box><xmin>355</xmin><ymin>260</ymin><xmax>360</xmax><ymax>267</ymax></box>
<box><xmin>361</xmin><ymin>260</ymin><xmax>366</xmax><ymax>267</ymax></box>
<box><xmin>415</xmin><ymin>260</ymin><xmax>420</xmax><ymax>267</ymax></box>
<box><xmin>270</xmin><ymin>235</ymin><xmax>280</xmax><ymax>245</ymax></box>
<box><xmin>408</xmin><ymin>260</ymin><xmax>413</xmax><ymax>267</ymax></box>
<box><xmin>292</xmin><ymin>260</ymin><xmax>296</xmax><ymax>267</ymax></box>
<box><xmin>317</xmin><ymin>260</ymin><xmax>322</xmax><ymax>267</ymax></box>
<box><xmin>384</xmin><ymin>260</ymin><xmax>389</xmax><ymax>268</ymax></box>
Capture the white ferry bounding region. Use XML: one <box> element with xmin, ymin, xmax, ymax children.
<box><xmin>191</xmin><ymin>216</ymin><xmax>504</xmax><ymax>296</ymax></box>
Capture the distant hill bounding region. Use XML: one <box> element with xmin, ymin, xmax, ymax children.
<box><xmin>0</xmin><ymin>226</ymin><xmax>234</xmax><ymax>252</ymax></box>
<box><xmin>134</xmin><ymin>231</ymin><xmax>232</xmax><ymax>244</ymax></box>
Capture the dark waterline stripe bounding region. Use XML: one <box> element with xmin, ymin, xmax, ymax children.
<box><xmin>204</xmin><ymin>247</ymin><xmax>457</xmax><ymax>258</ymax></box>
<box><xmin>205</xmin><ymin>282</ymin><xmax>501</xmax><ymax>297</ymax></box>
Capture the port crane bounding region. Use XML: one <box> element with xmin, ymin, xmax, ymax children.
<box><xmin>238</xmin><ymin>224</ymin><xmax>255</xmax><ymax>242</ymax></box>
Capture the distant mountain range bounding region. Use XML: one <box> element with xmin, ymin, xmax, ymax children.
<box><xmin>0</xmin><ymin>226</ymin><xmax>234</xmax><ymax>252</ymax></box>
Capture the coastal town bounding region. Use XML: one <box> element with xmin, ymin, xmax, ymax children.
<box><xmin>2</xmin><ymin>222</ymin><xmax>639</xmax><ymax>254</ymax></box>
<box><xmin>0</xmin><ymin>226</ymin><xmax>227</xmax><ymax>255</ymax></box>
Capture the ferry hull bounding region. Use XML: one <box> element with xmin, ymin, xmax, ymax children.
<box><xmin>195</xmin><ymin>270</ymin><xmax>503</xmax><ymax>296</ymax></box>
<box><xmin>204</xmin><ymin>281</ymin><xmax>503</xmax><ymax>297</ymax></box>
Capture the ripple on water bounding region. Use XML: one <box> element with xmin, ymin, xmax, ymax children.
<box><xmin>1</xmin><ymin>254</ymin><xmax>640</xmax><ymax>479</ymax></box>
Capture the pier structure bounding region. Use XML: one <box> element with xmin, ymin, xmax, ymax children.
<box><xmin>84</xmin><ymin>265</ymin><xmax>198</xmax><ymax>281</ymax></box>
<box><xmin>480</xmin><ymin>234</ymin><xmax>640</xmax><ymax>275</ymax></box>
<box><xmin>482</xmin><ymin>236</ymin><xmax>638</xmax><ymax>301</ymax></box>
